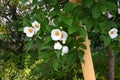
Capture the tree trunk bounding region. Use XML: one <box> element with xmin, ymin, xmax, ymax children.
<box><xmin>107</xmin><ymin>45</ymin><xmax>114</xmax><ymax>80</ymax></box>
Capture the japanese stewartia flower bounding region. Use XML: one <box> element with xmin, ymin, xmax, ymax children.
<box><xmin>54</xmin><ymin>42</ymin><xmax>62</xmax><ymax>50</ymax></box>
<box><xmin>60</xmin><ymin>31</ymin><xmax>68</xmax><ymax>42</ymax></box>
<box><xmin>62</xmin><ymin>46</ymin><xmax>69</xmax><ymax>56</ymax></box>
<box><xmin>118</xmin><ymin>8</ymin><xmax>120</xmax><ymax>14</ymax></box>
<box><xmin>51</xmin><ymin>29</ymin><xmax>62</xmax><ymax>41</ymax></box>
<box><xmin>107</xmin><ymin>12</ymin><xmax>113</xmax><ymax>19</ymax></box>
<box><xmin>117</xmin><ymin>0</ymin><xmax>120</xmax><ymax>14</ymax></box>
<box><xmin>109</xmin><ymin>28</ymin><xmax>118</xmax><ymax>39</ymax></box>
<box><xmin>32</xmin><ymin>21</ymin><xmax>40</xmax><ymax>33</ymax></box>
<box><xmin>49</xmin><ymin>19</ymin><xmax>56</xmax><ymax>26</ymax></box>
<box><xmin>23</xmin><ymin>27</ymin><xmax>35</xmax><ymax>37</ymax></box>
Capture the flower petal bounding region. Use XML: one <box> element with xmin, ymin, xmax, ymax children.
<box><xmin>118</xmin><ymin>8</ymin><xmax>120</xmax><ymax>14</ymax></box>
<box><xmin>32</xmin><ymin>20</ymin><xmax>40</xmax><ymax>33</ymax></box>
<box><xmin>23</xmin><ymin>27</ymin><xmax>29</xmax><ymax>33</ymax></box>
<box><xmin>62</xmin><ymin>46</ymin><xmax>69</xmax><ymax>56</ymax></box>
<box><xmin>60</xmin><ymin>31</ymin><xmax>68</xmax><ymax>42</ymax></box>
<box><xmin>26</xmin><ymin>32</ymin><xmax>34</xmax><ymax>37</ymax></box>
<box><xmin>54</xmin><ymin>42</ymin><xmax>62</xmax><ymax>50</ymax></box>
<box><xmin>108</xmin><ymin>12</ymin><xmax>113</xmax><ymax>19</ymax></box>
<box><xmin>24</xmin><ymin>27</ymin><xmax>35</xmax><ymax>37</ymax></box>
<box><xmin>109</xmin><ymin>28</ymin><xmax>118</xmax><ymax>39</ymax></box>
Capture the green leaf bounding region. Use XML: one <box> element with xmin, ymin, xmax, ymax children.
<box><xmin>82</xmin><ymin>18</ymin><xmax>93</xmax><ymax>30</ymax></box>
<box><xmin>79</xmin><ymin>43</ymin><xmax>87</xmax><ymax>49</ymax></box>
<box><xmin>43</xmin><ymin>37</ymin><xmax>52</xmax><ymax>45</ymax></box>
<box><xmin>68</xmin><ymin>25</ymin><xmax>79</xmax><ymax>34</ymax></box>
<box><xmin>23</xmin><ymin>18</ymin><xmax>31</xmax><ymax>26</ymax></box>
<box><xmin>100</xmin><ymin>5</ymin><xmax>107</xmax><ymax>13</ymax></box>
<box><xmin>55</xmin><ymin>50</ymin><xmax>61</xmax><ymax>59</ymax></box>
<box><xmin>78</xmin><ymin>50</ymin><xmax>85</xmax><ymax>63</ymax></box>
<box><xmin>99</xmin><ymin>22</ymin><xmax>109</xmax><ymax>34</ymax></box>
<box><xmin>39</xmin><ymin>51</ymin><xmax>53</xmax><ymax>58</ymax></box>
<box><xmin>84</xmin><ymin>0</ymin><xmax>93</xmax><ymax>8</ymax></box>
<box><xmin>60</xmin><ymin>15</ymin><xmax>73</xmax><ymax>26</ymax></box>
<box><xmin>25</xmin><ymin>40</ymin><xmax>33</xmax><ymax>53</ymax></box>
<box><xmin>67</xmin><ymin>53</ymin><xmax>76</xmax><ymax>66</ymax></box>
<box><xmin>92</xmin><ymin>5</ymin><xmax>101</xmax><ymax>19</ymax></box>
<box><xmin>49</xmin><ymin>0</ymin><xmax>58</xmax><ymax>5</ymax></box>
<box><xmin>103</xmin><ymin>1</ymin><xmax>117</xmax><ymax>11</ymax></box>
<box><xmin>103</xmin><ymin>36</ymin><xmax>111</xmax><ymax>47</ymax></box>
<box><xmin>33</xmin><ymin>0</ymin><xmax>38</xmax><ymax>4</ymax></box>
<box><xmin>21</xmin><ymin>0</ymin><xmax>28</xmax><ymax>4</ymax></box>
<box><xmin>64</xmin><ymin>2</ymin><xmax>77</xmax><ymax>12</ymax></box>
<box><xmin>64</xmin><ymin>18</ymin><xmax>73</xmax><ymax>26</ymax></box>
<box><xmin>52</xmin><ymin>58</ymin><xmax>58</xmax><ymax>71</ymax></box>
<box><xmin>79</xmin><ymin>27</ymin><xmax>86</xmax><ymax>40</ymax></box>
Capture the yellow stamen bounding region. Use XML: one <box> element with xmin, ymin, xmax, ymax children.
<box><xmin>28</xmin><ymin>28</ymin><xmax>33</xmax><ymax>33</ymax></box>
<box><xmin>35</xmin><ymin>24</ymin><xmax>40</xmax><ymax>28</ymax></box>
<box><xmin>110</xmin><ymin>31</ymin><xmax>114</xmax><ymax>35</ymax></box>
<box><xmin>55</xmin><ymin>31</ymin><xmax>60</xmax><ymax>36</ymax></box>
<box><xmin>61</xmin><ymin>33</ymin><xmax>64</xmax><ymax>38</ymax></box>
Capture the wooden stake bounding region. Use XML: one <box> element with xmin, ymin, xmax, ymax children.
<box><xmin>69</xmin><ymin>0</ymin><xmax>96</xmax><ymax>80</ymax></box>
<box><xmin>81</xmin><ymin>34</ymin><xmax>96</xmax><ymax>80</ymax></box>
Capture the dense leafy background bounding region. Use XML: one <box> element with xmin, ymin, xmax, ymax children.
<box><xmin>0</xmin><ymin>0</ymin><xmax>120</xmax><ymax>80</ymax></box>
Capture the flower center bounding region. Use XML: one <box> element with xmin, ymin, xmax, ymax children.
<box><xmin>55</xmin><ymin>31</ymin><xmax>60</xmax><ymax>36</ymax></box>
<box><xmin>35</xmin><ymin>24</ymin><xmax>40</xmax><ymax>28</ymax></box>
<box><xmin>110</xmin><ymin>31</ymin><xmax>114</xmax><ymax>35</ymax></box>
<box><xmin>28</xmin><ymin>28</ymin><xmax>33</xmax><ymax>33</ymax></box>
<box><xmin>61</xmin><ymin>33</ymin><xmax>64</xmax><ymax>38</ymax></box>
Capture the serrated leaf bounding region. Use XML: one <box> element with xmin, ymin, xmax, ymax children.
<box><xmin>79</xmin><ymin>43</ymin><xmax>87</xmax><ymax>49</ymax></box>
<box><xmin>104</xmin><ymin>36</ymin><xmax>111</xmax><ymax>47</ymax></box>
<box><xmin>64</xmin><ymin>18</ymin><xmax>73</xmax><ymax>26</ymax></box>
<box><xmin>67</xmin><ymin>53</ymin><xmax>76</xmax><ymax>66</ymax></box>
<box><xmin>39</xmin><ymin>51</ymin><xmax>53</xmax><ymax>58</ymax></box>
<box><xmin>82</xmin><ymin>18</ymin><xmax>93</xmax><ymax>30</ymax></box>
<box><xmin>78</xmin><ymin>50</ymin><xmax>85</xmax><ymax>63</ymax></box>
<box><xmin>21</xmin><ymin>0</ymin><xmax>28</xmax><ymax>4</ymax></box>
<box><xmin>92</xmin><ymin>6</ymin><xmax>101</xmax><ymax>19</ymax></box>
<box><xmin>104</xmin><ymin>1</ymin><xmax>117</xmax><ymax>11</ymax></box>
<box><xmin>25</xmin><ymin>40</ymin><xmax>33</xmax><ymax>53</ymax></box>
<box><xmin>49</xmin><ymin>0</ymin><xmax>58</xmax><ymax>5</ymax></box>
<box><xmin>23</xmin><ymin>18</ymin><xmax>31</xmax><ymax>26</ymax></box>
<box><xmin>84</xmin><ymin>0</ymin><xmax>93</xmax><ymax>8</ymax></box>
<box><xmin>100</xmin><ymin>5</ymin><xmax>107</xmax><ymax>13</ymax></box>
<box><xmin>52</xmin><ymin>58</ymin><xmax>58</xmax><ymax>71</ymax></box>
<box><xmin>60</xmin><ymin>15</ymin><xmax>73</xmax><ymax>26</ymax></box>
<box><xmin>68</xmin><ymin>25</ymin><xmax>79</xmax><ymax>34</ymax></box>
<box><xmin>64</xmin><ymin>2</ymin><xmax>77</xmax><ymax>12</ymax></box>
<box><xmin>43</xmin><ymin>37</ymin><xmax>52</xmax><ymax>45</ymax></box>
<box><xmin>79</xmin><ymin>27</ymin><xmax>87</xmax><ymax>40</ymax></box>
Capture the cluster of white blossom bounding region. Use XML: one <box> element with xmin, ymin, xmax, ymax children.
<box><xmin>107</xmin><ymin>1</ymin><xmax>119</xmax><ymax>39</ymax></box>
<box><xmin>23</xmin><ymin>21</ymin><xmax>40</xmax><ymax>37</ymax></box>
<box><xmin>51</xmin><ymin>29</ymin><xmax>69</xmax><ymax>56</ymax></box>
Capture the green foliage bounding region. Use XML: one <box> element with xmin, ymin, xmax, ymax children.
<box><xmin>0</xmin><ymin>0</ymin><xmax>120</xmax><ymax>79</ymax></box>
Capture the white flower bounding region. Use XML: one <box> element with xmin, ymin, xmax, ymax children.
<box><xmin>25</xmin><ymin>0</ymin><xmax>33</xmax><ymax>5</ymax></box>
<box><xmin>109</xmin><ymin>28</ymin><xmax>118</xmax><ymax>39</ymax></box>
<box><xmin>23</xmin><ymin>27</ymin><xmax>35</xmax><ymax>37</ymax></box>
<box><xmin>54</xmin><ymin>42</ymin><xmax>62</xmax><ymax>50</ymax></box>
<box><xmin>51</xmin><ymin>29</ymin><xmax>62</xmax><ymax>41</ymax></box>
<box><xmin>62</xmin><ymin>46</ymin><xmax>69</xmax><ymax>56</ymax></box>
<box><xmin>60</xmin><ymin>31</ymin><xmax>68</xmax><ymax>42</ymax></box>
<box><xmin>117</xmin><ymin>0</ymin><xmax>120</xmax><ymax>6</ymax></box>
<box><xmin>49</xmin><ymin>19</ymin><xmax>56</xmax><ymax>26</ymax></box>
<box><xmin>107</xmin><ymin>12</ymin><xmax>113</xmax><ymax>19</ymax></box>
<box><xmin>118</xmin><ymin>8</ymin><xmax>120</xmax><ymax>14</ymax></box>
<box><xmin>32</xmin><ymin>21</ymin><xmax>40</xmax><ymax>33</ymax></box>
